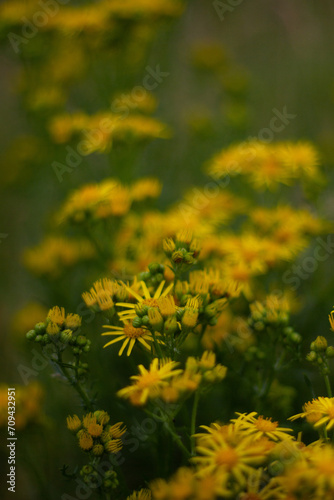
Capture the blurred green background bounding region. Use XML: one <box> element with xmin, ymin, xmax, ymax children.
<box><xmin>1</xmin><ymin>0</ymin><xmax>334</xmax><ymax>498</ymax></box>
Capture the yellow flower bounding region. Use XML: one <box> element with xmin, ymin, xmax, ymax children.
<box><xmin>131</xmin><ymin>178</ymin><xmax>162</xmax><ymax>201</ymax></box>
<box><xmin>181</xmin><ymin>297</ymin><xmax>200</xmax><ymax>330</ymax></box>
<box><xmin>47</xmin><ymin>306</ymin><xmax>65</xmax><ymax>326</ymax></box>
<box><xmin>156</xmin><ymin>296</ymin><xmax>176</xmax><ymax>318</ymax></box>
<box><xmin>191</xmin><ymin>432</ymin><xmax>268</xmax><ymax>486</ymax></box>
<box><xmin>104</xmin><ymin>439</ymin><xmax>123</xmax><ymax>454</ymax></box>
<box><xmin>232</xmin><ymin>412</ymin><xmax>294</xmax><ymax>442</ymax></box>
<box><xmin>329</xmin><ymin>309</ymin><xmax>334</xmax><ymax>331</ymax></box>
<box><xmin>127</xmin><ymin>488</ymin><xmax>152</xmax><ymax>500</ymax></box>
<box><xmin>150</xmin><ymin>466</ymin><xmax>229</xmax><ymax>500</ymax></box>
<box><xmin>65</xmin><ymin>313</ymin><xmax>82</xmax><ymax>330</ymax></box>
<box><xmin>66</xmin><ymin>415</ymin><xmax>81</xmax><ymax>432</ymax></box>
<box><xmin>117</xmin><ymin>358</ymin><xmax>182</xmax><ymax>406</ymax></box>
<box><xmin>79</xmin><ymin>431</ymin><xmax>94</xmax><ymax>451</ymax></box>
<box><xmin>277</xmin><ymin>443</ymin><xmax>334</xmax><ymax>499</ymax></box>
<box><xmin>11</xmin><ymin>302</ymin><xmax>48</xmax><ymax>337</ymax></box>
<box><xmin>102</xmin><ymin>320</ymin><xmax>153</xmax><ymax>356</ymax></box>
<box><xmin>82</xmin><ymin>278</ymin><xmax>122</xmax><ymax>311</ymax></box>
<box><xmin>289</xmin><ymin>397</ymin><xmax>334</xmax><ymax>430</ymax></box>
<box><xmin>238</xmin><ymin>468</ymin><xmax>285</xmax><ymax>500</ymax></box>
<box><xmin>117</xmin><ymin>280</ymin><xmax>174</xmax><ymax>321</ymax></box>
<box><xmin>87</xmin><ymin>423</ymin><xmax>103</xmax><ymax>437</ymax></box>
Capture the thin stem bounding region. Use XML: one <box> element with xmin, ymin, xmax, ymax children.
<box><xmin>145</xmin><ymin>409</ymin><xmax>190</xmax><ymax>458</ymax></box>
<box><xmin>57</xmin><ymin>351</ymin><xmax>94</xmax><ymax>410</ymax></box>
<box><xmin>324</xmin><ymin>374</ymin><xmax>333</xmax><ymax>398</ymax></box>
<box><xmin>151</xmin><ymin>331</ymin><xmax>164</xmax><ymax>359</ymax></box>
<box><xmin>164</xmin><ymin>422</ymin><xmax>191</xmax><ymax>458</ymax></box>
<box><xmin>190</xmin><ymin>391</ymin><xmax>200</xmax><ymax>455</ymax></box>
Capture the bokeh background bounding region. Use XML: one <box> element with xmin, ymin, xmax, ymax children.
<box><xmin>1</xmin><ymin>0</ymin><xmax>334</xmax><ymax>498</ymax></box>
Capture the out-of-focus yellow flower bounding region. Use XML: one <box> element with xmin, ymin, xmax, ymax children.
<box><xmin>0</xmin><ymin>382</ymin><xmax>44</xmax><ymax>430</ymax></box>
<box><xmin>127</xmin><ymin>488</ymin><xmax>152</xmax><ymax>500</ymax></box>
<box><xmin>191</xmin><ymin>431</ymin><xmax>269</xmax><ymax>487</ymax></box>
<box><xmin>289</xmin><ymin>397</ymin><xmax>334</xmax><ymax>431</ymax></box>
<box><xmin>131</xmin><ymin>178</ymin><xmax>162</xmax><ymax>201</ymax></box>
<box><xmin>22</xmin><ymin>236</ymin><xmax>94</xmax><ymax>278</ymax></box>
<box><xmin>151</xmin><ymin>466</ymin><xmax>230</xmax><ymax>500</ymax></box>
<box><xmin>117</xmin><ymin>358</ymin><xmax>182</xmax><ymax>406</ymax></box>
<box><xmin>206</xmin><ymin>141</ymin><xmax>322</xmax><ymax>191</ymax></box>
<box><xmin>232</xmin><ymin>412</ymin><xmax>294</xmax><ymax>442</ymax></box>
<box><xmin>11</xmin><ymin>302</ymin><xmax>49</xmax><ymax>337</ymax></box>
<box><xmin>117</xmin><ymin>280</ymin><xmax>173</xmax><ymax>321</ymax></box>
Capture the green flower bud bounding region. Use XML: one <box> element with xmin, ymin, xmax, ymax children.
<box><xmin>34</xmin><ymin>322</ymin><xmax>46</xmax><ymax>335</ymax></box>
<box><xmin>326</xmin><ymin>346</ymin><xmax>334</xmax><ymax>358</ymax></box>
<box><xmin>42</xmin><ymin>333</ymin><xmax>50</xmax><ymax>345</ymax></box>
<box><xmin>132</xmin><ymin>316</ymin><xmax>142</xmax><ymax>328</ymax></box>
<box><xmin>290</xmin><ymin>332</ymin><xmax>302</xmax><ymax>344</ymax></box>
<box><xmin>76</xmin><ymin>335</ymin><xmax>87</xmax><ymax>346</ymax></box>
<box><xmin>306</xmin><ymin>351</ymin><xmax>317</xmax><ymax>362</ymax></box>
<box><xmin>26</xmin><ymin>329</ymin><xmax>36</xmax><ymax>341</ymax></box>
<box><xmin>35</xmin><ymin>334</ymin><xmax>43</xmax><ymax>343</ymax></box>
<box><xmin>60</xmin><ymin>329</ymin><xmax>73</xmax><ymax>343</ymax></box>
<box><xmin>148</xmin><ymin>263</ymin><xmax>160</xmax><ymax>274</ymax></box>
<box><xmin>142</xmin><ymin>315</ymin><xmax>150</xmax><ymax>326</ymax></box>
<box><xmin>312</xmin><ymin>336</ymin><xmax>328</xmax><ymax>352</ymax></box>
<box><xmin>81</xmin><ymin>465</ymin><xmax>93</xmax><ymax>476</ymax></box>
<box><xmin>164</xmin><ymin>316</ymin><xmax>178</xmax><ymax>335</ymax></box>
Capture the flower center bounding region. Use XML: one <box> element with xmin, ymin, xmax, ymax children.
<box><xmin>138</xmin><ymin>372</ymin><xmax>160</xmax><ymax>388</ymax></box>
<box><xmin>215</xmin><ymin>447</ymin><xmax>239</xmax><ymax>470</ymax></box>
<box><xmin>255</xmin><ymin>417</ymin><xmax>278</xmax><ymax>433</ymax></box>
<box><xmin>124</xmin><ymin>324</ymin><xmax>146</xmax><ymax>338</ymax></box>
<box><xmin>143</xmin><ymin>298</ymin><xmax>159</xmax><ymax>307</ymax></box>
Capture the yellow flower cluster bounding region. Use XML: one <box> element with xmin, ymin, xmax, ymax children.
<box><xmin>117</xmin><ymin>353</ymin><xmax>226</xmax><ymax>406</ymax></box>
<box><xmin>67</xmin><ymin>410</ymin><xmax>126</xmax><ymax>455</ymax></box>
<box><xmin>56</xmin><ymin>177</ymin><xmax>162</xmax><ymax>225</ymax></box>
<box><xmin>22</xmin><ymin>236</ymin><xmax>95</xmax><ymax>278</ymax></box>
<box><xmin>206</xmin><ymin>140</ymin><xmax>322</xmax><ymax>191</ymax></box>
<box><xmin>49</xmin><ymin>112</ymin><xmax>171</xmax><ymax>154</ymax></box>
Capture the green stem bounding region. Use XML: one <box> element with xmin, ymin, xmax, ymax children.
<box><xmin>324</xmin><ymin>374</ymin><xmax>333</xmax><ymax>398</ymax></box>
<box><xmin>57</xmin><ymin>352</ymin><xmax>94</xmax><ymax>410</ymax></box>
<box><xmin>190</xmin><ymin>391</ymin><xmax>200</xmax><ymax>455</ymax></box>
<box><xmin>152</xmin><ymin>330</ymin><xmax>164</xmax><ymax>359</ymax></box>
<box><xmin>164</xmin><ymin>421</ymin><xmax>191</xmax><ymax>458</ymax></box>
<box><xmin>145</xmin><ymin>409</ymin><xmax>190</xmax><ymax>458</ymax></box>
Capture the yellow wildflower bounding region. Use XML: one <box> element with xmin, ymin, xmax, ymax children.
<box><xmin>117</xmin><ymin>358</ymin><xmax>182</xmax><ymax>406</ymax></box>
<box><xmin>102</xmin><ymin>320</ymin><xmax>153</xmax><ymax>356</ymax></box>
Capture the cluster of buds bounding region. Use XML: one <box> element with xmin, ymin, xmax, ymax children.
<box><xmin>185</xmin><ymin>351</ymin><xmax>227</xmax><ymax>386</ymax></box>
<box><xmin>26</xmin><ymin>306</ymin><xmax>92</xmax><ymax>355</ymax></box>
<box><xmin>248</xmin><ymin>296</ymin><xmax>289</xmax><ymax>332</ymax></box>
<box><xmin>79</xmin><ymin>465</ymin><xmax>118</xmax><ymax>492</ymax></box>
<box><xmin>138</xmin><ymin>263</ymin><xmax>166</xmax><ymax>294</ymax></box>
<box><xmin>131</xmin><ymin>295</ymin><xmax>180</xmax><ymax>338</ymax></box>
<box><xmin>175</xmin><ymin>281</ymin><xmax>227</xmax><ymax>328</ymax></box>
<box><xmin>163</xmin><ymin>231</ymin><xmax>201</xmax><ymax>274</ymax></box>
<box><xmin>67</xmin><ymin>410</ymin><xmax>126</xmax><ymax>457</ymax></box>
<box><xmin>248</xmin><ymin>297</ymin><xmax>301</xmax><ymax>346</ymax></box>
<box><xmin>306</xmin><ymin>336</ymin><xmax>334</xmax><ymax>375</ymax></box>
